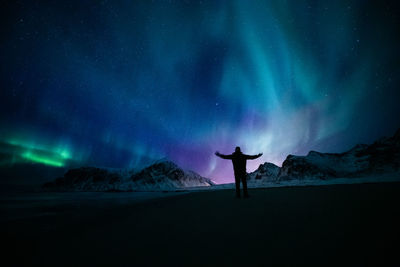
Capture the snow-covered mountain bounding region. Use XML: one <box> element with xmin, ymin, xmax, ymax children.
<box><xmin>43</xmin><ymin>160</ymin><xmax>215</xmax><ymax>191</ymax></box>
<box><xmin>128</xmin><ymin>160</ymin><xmax>214</xmax><ymax>190</ymax></box>
<box><xmin>247</xmin><ymin>162</ymin><xmax>280</xmax><ymax>182</ymax></box>
<box><xmin>249</xmin><ymin>128</ymin><xmax>400</xmax><ymax>182</ymax></box>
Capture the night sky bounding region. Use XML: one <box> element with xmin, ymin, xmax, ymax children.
<box><xmin>1</xmin><ymin>0</ymin><xmax>400</xmax><ymax>183</ymax></box>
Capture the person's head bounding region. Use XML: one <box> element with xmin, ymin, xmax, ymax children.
<box><xmin>235</xmin><ymin>146</ymin><xmax>241</xmax><ymax>153</ymax></box>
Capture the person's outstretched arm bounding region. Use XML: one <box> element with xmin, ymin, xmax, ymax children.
<box><xmin>215</xmin><ymin>151</ymin><xmax>233</xmax><ymax>159</ymax></box>
<box><xmin>245</xmin><ymin>153</ymin><xmax>263</xmax><ymax>160</ymax></box>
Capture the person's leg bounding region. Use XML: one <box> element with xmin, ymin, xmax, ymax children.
<box><xmin>242</xmin><ymin>174</ymin><xmax>249</xmax><ymax>198</ymax></box>
<box><xmin>235</xmin><ymin>175</ymin><xmax>241</xmax><ymax>198</ymax></box>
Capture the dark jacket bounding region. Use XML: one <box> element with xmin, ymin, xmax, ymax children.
<box><xmin>217</xmin><ymin>151</ymin><xmax>261</xmax><ymax>176</ymax></box>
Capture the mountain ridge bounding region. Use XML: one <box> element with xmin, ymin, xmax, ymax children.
<box><xmin>43</xmin><ymin>160</ymin><xmax>215</xmax><ymax>191</ymax></box>
<box><xmin>248</xmin><ymin>128</ymin><xmax>400</xmax><ymax>182</ymax></box>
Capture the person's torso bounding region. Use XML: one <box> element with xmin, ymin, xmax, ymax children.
<box><xmin>231</xmin><ymin>153</ymin><xmax>247</xmax><ymax>174</ymax></box>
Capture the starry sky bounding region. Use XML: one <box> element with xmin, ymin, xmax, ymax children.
<box><xmin>1</xmin><ymin>0</ymin><xmax>400</xmax><ymax>184</ymax></box>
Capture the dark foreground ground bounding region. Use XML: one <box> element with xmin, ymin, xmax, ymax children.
<box><xmin>1</xmin><ymin>183</ymin><xmax>400</xmax><ymax>266</ymax></box>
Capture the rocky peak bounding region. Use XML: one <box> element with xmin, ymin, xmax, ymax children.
<box><xmin>247</xmin><ymin>162</ymin><xmax>280</xmax><ymax>182</ymax></box>
<box><xmin>130</xmin><ymin>160</ymin><xmax>214</xmax><ymax>189</ymax></box>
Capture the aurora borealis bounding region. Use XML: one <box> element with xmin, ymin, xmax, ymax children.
<box><xmin>1</xmin><ymin>1</ymin><xmax>400</xmax><ymax>183</ymax></box>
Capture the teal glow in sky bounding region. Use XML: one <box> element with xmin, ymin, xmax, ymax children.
<box><xmin>1</xmin><ymin>0</ymin><xmax>400</xmax><ymax>183</ymax></box>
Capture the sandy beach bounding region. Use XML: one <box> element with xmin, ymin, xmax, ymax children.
<box><xmin>2</xmin><ymin>182</ymin><xmax>400</xmax><ymax>266</ymax></box>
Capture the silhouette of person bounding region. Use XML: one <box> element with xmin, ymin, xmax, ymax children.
<box><xmin>215</xmin><ymin>147</ymin><xmax>262</xmax><ymax>198</ymax></box>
